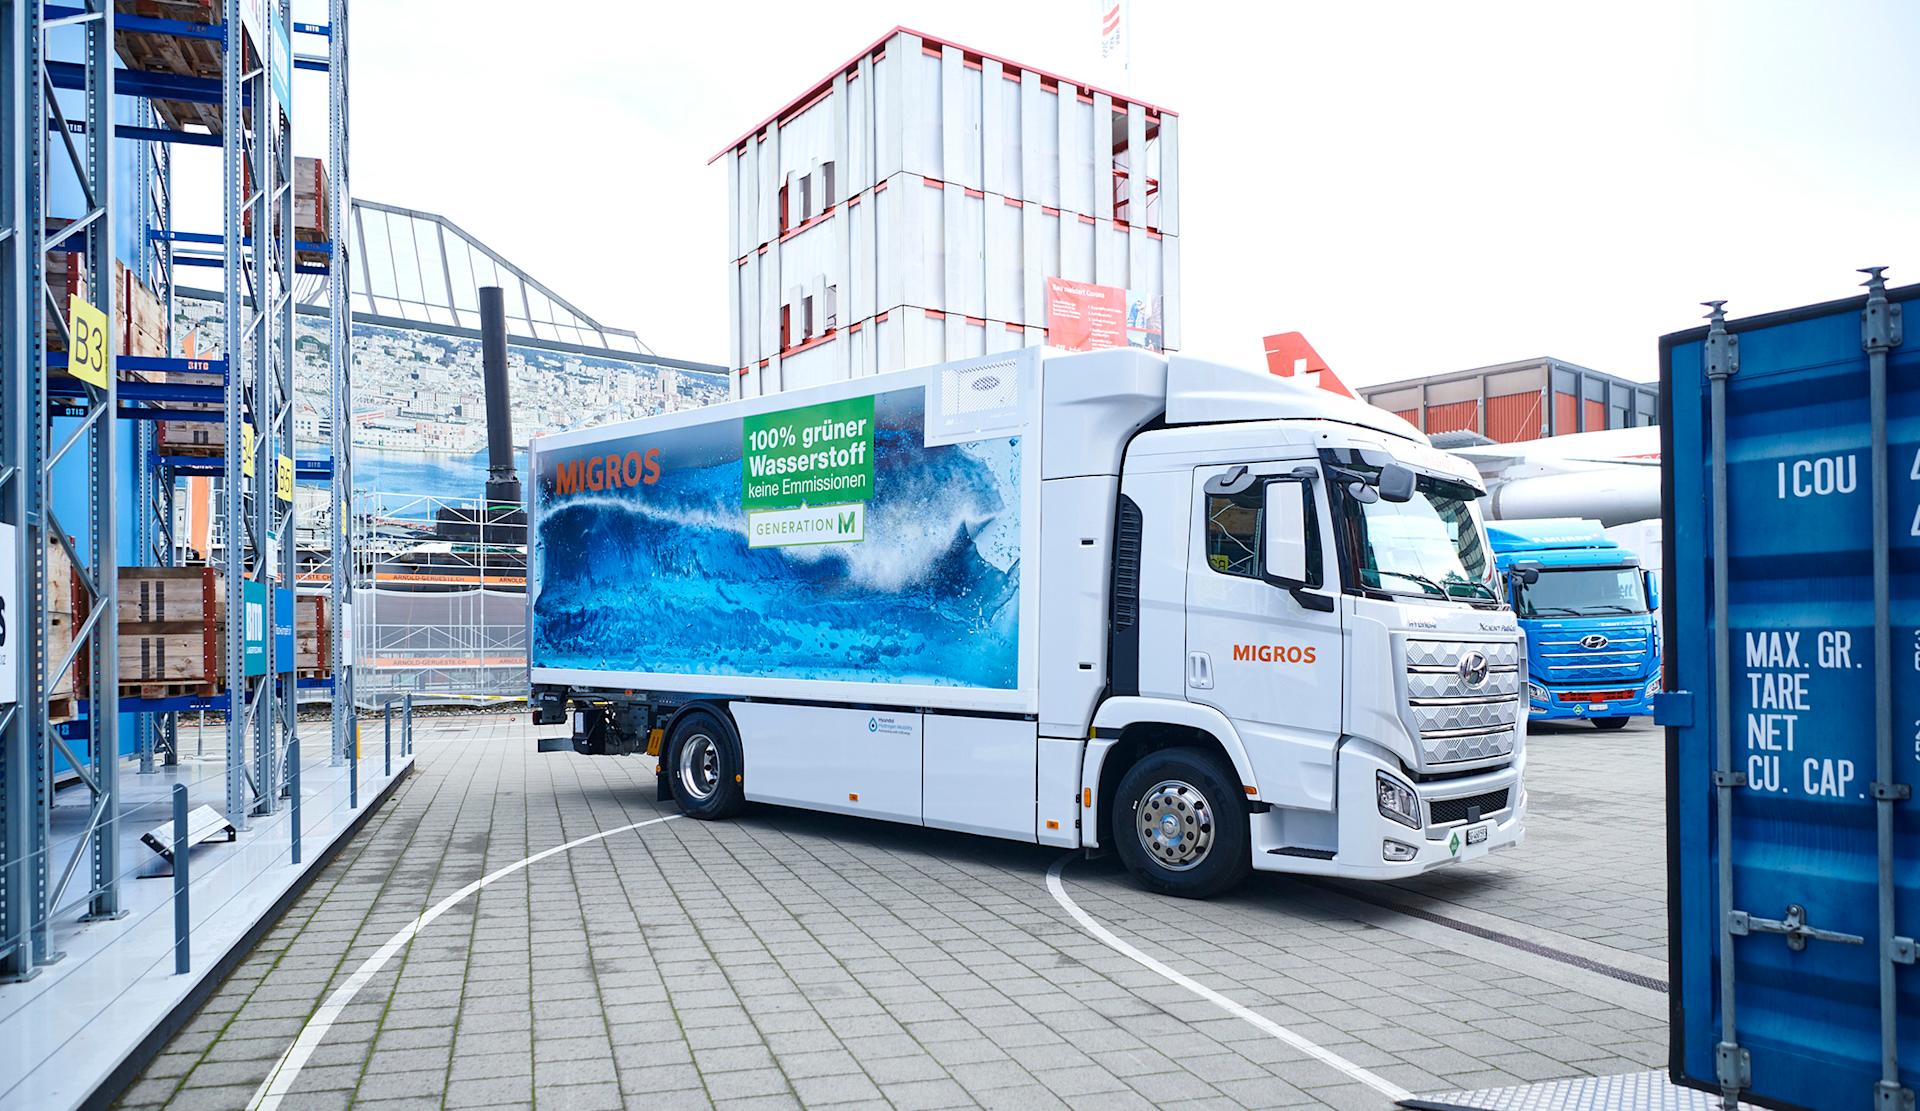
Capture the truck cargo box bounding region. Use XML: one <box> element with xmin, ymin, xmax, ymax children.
<box><xmin>1664</xmin><ymin>273</ymin><xmax>1920</xmax><ymax>1110</ymax></box>
<box><xmin>529</xmin><ymin>353</ymin><xmax>1046</xmax><ymax>715</ymax></box>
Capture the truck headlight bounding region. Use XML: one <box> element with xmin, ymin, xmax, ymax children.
<box><xmin>1376</xmin><ymin>772</ymin><xmax>1420</xmax><ymax>829</ymax></box>
<box><xmin>1528</xmin><ymin>682</ymin><xmax>1547</xmax><ymax>704</ymax></box>
<box><xmin>1646</xmin><ymin>673</ymin><xmax>1662</xmax><ymax>696</ymax></box>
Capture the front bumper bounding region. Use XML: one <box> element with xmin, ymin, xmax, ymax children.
<box><xmin>1251</xmin><ymin>739</ymin><xmax>1526</xmax><ymax>880</ymax></box>
<box><xmin>1527</xmin><ymin>684</ymin><xmax>1654</xmax><ymax>721</ymax></box>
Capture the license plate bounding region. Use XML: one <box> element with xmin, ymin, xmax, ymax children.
<box><xmin>1467</xmin><ymin>826</ymin><xmax>1489</xmax><ymax>846</ymax></box>
<box><xmin>1588</xmin><ymin>701</ymin><xmax>1609</xmax><ymax>710</ymax></box>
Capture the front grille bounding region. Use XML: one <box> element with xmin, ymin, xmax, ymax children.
<box><xmin>1557</xmin><ymin>688</ymin><xmax>1636</xmax><ymax>703</ymax></box>
<box><xmin>1404</xmin><ymin>638</ymin><xmax>1522</xmax><ymax>766</ymax></box>
<box><xmin>1428</xmin><ymin>788</ymin><xmax>1510</xmax><ymax>825</ymax></box>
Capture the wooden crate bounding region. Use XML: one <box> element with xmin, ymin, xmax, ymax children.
<box><xmin>117</xmin><ymin>566</ymin><xmax>218</xmax><ymax>625</ymax></box>
<box><xmin>114</xmin><ymin>1</ymin><xmax>224</xmax><ymax>134</ymax></box>
<box><xmin>151</xmin><ymin>367</ymin><xmax>223</xmax><ymax>413</ymax></box>
<box><xmin>156</xmin><ymin>420</ymin><xmax>226</xmax><ymax>457</ymax></box>
<box><xmin>295</xmin><ymin>157</ymin><xmax>329</xmax><ymax>245</ymax></box>
<box><xmin>45</xmin><ymin>537</ymin><xmax>77</xmax><ymax>714</ymax></box>
<box><xmin>118</xmin><ymin>623</ymin><xmax>221</xmax><ymax>692</ymax></box>
<box><xmin>47</xmin><ymin>257</ymin><xmax>168</xmax><ymax>361</ymax></box>
<box><xmin>293</xmin><ymin>594</ymin><xmax>331</xmax><ymax>676</ymax></box>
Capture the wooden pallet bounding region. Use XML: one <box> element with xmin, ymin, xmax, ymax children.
<box><xmin>120</xmin><ymin>680</ymin><xmax>218</xmax><ymax>702</ymax></box>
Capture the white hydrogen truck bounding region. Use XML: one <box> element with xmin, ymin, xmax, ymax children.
<box><xmin>527</xmin><ymin>347</ymin><xmax>1526</xmax><ymax>897</ymax></box>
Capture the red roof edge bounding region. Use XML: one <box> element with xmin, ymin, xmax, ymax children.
<box><xmin>707</xmin><ymin>26</ymin><xmax>1176</xmax><ymax>165</ymax></box>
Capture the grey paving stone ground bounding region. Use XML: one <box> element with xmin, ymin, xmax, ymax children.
<box><xmin>114</xmin><ymin>712</ymin><xmax>1670</xmax><ymax>1110</ymax></box>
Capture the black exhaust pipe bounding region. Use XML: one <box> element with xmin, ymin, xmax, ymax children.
<box><xmin>479</xmin><ymin>286</ymin><xmax>521</xmax><ymax>508</ymax></box>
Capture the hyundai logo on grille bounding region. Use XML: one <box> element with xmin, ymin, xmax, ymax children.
<box><xmin>1457</xmin><ymin>650</ymin><xmax>1490</xmax><ymax>688</ymax></box>
<box><xmin>1581</xmin><ymin>634</ymin><xmax>1610</xmax><ymax>650</ymax></box>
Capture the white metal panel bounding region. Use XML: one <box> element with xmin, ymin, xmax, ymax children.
<box><xmin>923</xmin><ymin>715</ymin><xmax>1036</xmax><ymax>842</ymax></box>
<box><xmin>943</xmin><ymin>185</ymin><xmax>965</xmax><ymax>323</ymax></box>
<box><xmin>1095</xmin><ymin>220</ymin><xmax>1124</xmax><ymax>288</ymax></box>
<box><xmin>957</xmin><ymin>62</ymin><xmax>984</xmax><ymax>190</ymax></box>
<box><xmin>903</xmin><ymin>47</ymin><xmax>941</xmax><ymax>180</ymax></box>
<box><xmin>1128</xmin><ymin>224</ymin><xmax>1147</xmax><ymax>299</ymax></box>
<box><xmin>956</xmin><ymin>189</ymin><xmax>985</xmax><ymax>319</ymax></box>
<box><xmin>1125</xmin><ymin>102</ymin><xmax>1146</xmax><ymax>225</ymax></box>
<box><xmin>1092</xmin><ymin>91</ymin><xmax>1113</xmax><ymax>222</ymax></box>
<box><xmin>1162</xmin><ymin>231</ymin><xmax>1181</xmax><ymax>350</ymax></box>
<box><xmin>1127</xmin><ymin>467</ymin><xmax>1191</xmax><ymax>700</ymax></box>
<box><xmin>1037</xmin><ymin>476</ymin><xmax>1116</xmax><ymax>736</ymax></box>
<box><xmin>1036</xmin><ymin>736</ymin><xmax>1084</xmax><ymax>848</ymax></box>
<box><xmin>1021</xmin><ymin>73</ymin><xmax>1055</xmax><ymax>207</ymax></box>
<box><xmin>780</xmin><ymin>340</ymin><xmax>837</xmax><ymax>390</ymax></box>
<box><xmin>985</xmin><ymin>197</ymin><xmax>1020</xmax><ymax>324</ymax></box>
<box><xmin>1058</xmin><ymin>82</ymin><xmax>1089</xmax><ymax>216</ymax></box>
<box><xmin>730</xmin><ymin>259</ymin><xmax>745</xmax><ymax>370</ymax></box>
<box><xmin>1159</xmin><ymin>114</ymin><xmax>1179</xmax><ymax>237</ymax></box>
<box><xmin>759</xmin><ymin>131</ymin><xmax>779</xmax><ymax>254</ymax></box>
<box><xmin>733</xmin><ymin>702</ymin><xmax>924</xmax><ymax>825</ymax></box>
<box><xmin>875</xmin><ymin>43</ymin><xmax>902</xmax><ymax>182</ymax></box>
<box><xmin>832</xmin><ymin>70</ymin><xmax>850</xmax><ymax>205</ymax></box>
<box><xmin>1061</xmin><ymin>214</ymin><xmax>1094</xmax><ymax>283</ymax></box>
<box><xmin>981</xmin><ymin>60</ymin><xmax>1004</xmax><ymax>196</ymax></box>
<box><xmin>999</xmin><ymin>71</ymin><xmax>1023</xmax><ymax>200</ymax></box>
<box><xmin>1021</xmin><ymin>204</ymin><xmax>1046</xmax><ymax>327</ymax></box>
<box><xmin>987</xmin><ymin>320</ymin><xmax>1024</xmax><ymax>355</ymax></box>
<box><xmin>940</xmin><ymin>45</ymin><xmax>963</xmax><ymax>186</ymax></box>
<box><xmin>851</xmin><ymin>195</ymin><xmax>875</xmax><ymax>323</ymax></box>
<box><xmin>727</xmin><ymin>152</ymin><xmax>741</xmax><ymax>260</ymax></box>
<box><xmin>759</xmin><ymin>239</ymin><xmax>779</xmax><ymax>371</ymax></box>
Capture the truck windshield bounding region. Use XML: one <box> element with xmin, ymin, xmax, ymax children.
<box><xmin>1514</xmin><ymin>567</ymin><xmax>1648</xmax><ymax>618</ymax></box>
<box><xmin>1333</xmin><ymin>471</ymin><xmax>1497</xmax><ymax>604</ymax></box>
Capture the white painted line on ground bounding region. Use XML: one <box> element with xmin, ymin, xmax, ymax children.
<box><xmin>247</xmin><ymin>813</ymin><xmax>682</xmax><ymax>1111</ymax></box>
<box><xmin>1045</xmin><ymin>856</ymin><xmax>1413</xmax><ymax>1103</ymax></box>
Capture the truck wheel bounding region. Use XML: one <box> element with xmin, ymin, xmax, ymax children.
<box><xmin>1112</xmin><ymin>747</ymin><xmax>1251</xmax><ymax>899</ymax></box>
<box><xmin>1592</xmin><ymin>716</ymin><xmax>1632</xmax><ymax>731</ymax></box>
<box><xmin>667</xmin><ymin>711</ymin><xmax>745</xmax><ymax>820</ymax></box>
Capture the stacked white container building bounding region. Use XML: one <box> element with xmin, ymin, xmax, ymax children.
<box><xmin>719</xmin><ymin>27</ymin><xmax>1182</xmax><ymax>398</ymax></box>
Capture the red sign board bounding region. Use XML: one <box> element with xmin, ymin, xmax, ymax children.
<box><xmin>1045</xmin><ymin>278</ymin><xmax>1128</xmax><ymax>352</ymax></box>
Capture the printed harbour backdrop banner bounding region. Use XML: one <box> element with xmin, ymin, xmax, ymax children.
<box><xmin>531</xmin><ymin>387</ymin><xmax>1022</xmax><ymax>689</ymax></box>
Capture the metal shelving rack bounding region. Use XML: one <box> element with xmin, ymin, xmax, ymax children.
<box><xmin>0</xmin><ymin>0</ymin><xmax>351</xmax><ymax>983</ymax></box>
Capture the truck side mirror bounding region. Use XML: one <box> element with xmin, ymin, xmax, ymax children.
<box><xmin>1377</xmin><ymin>463</ymin><xmax>1415</xmax><ymax>503</ymax></box>
<box><xmin>1263</xmin><ymin>480</ymin><xmax>1310</xmax><ymax>585</ymax></box>
<box><xmin>1644</xmin><ymin>570</ymin><xmax>1660</xmax><ymax>610</ymax></box>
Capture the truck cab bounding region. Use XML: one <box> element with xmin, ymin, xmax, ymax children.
<box><xmin>1484</xmin><ymin>518</ymin><xmax>1660</xmax><ymax>729</ymax></box>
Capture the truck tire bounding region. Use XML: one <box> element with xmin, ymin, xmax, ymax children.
<box><xmin>666</xmin><ymin>711</ymin><xmax>746</xmax><ymax>820</ymax></box>
<box><xmin>1112</xmin><ymin>747</ymin><xmax>1251</xmax><ymax>899</ymax></box>
<box><xmin>1592</xmin><ymin>716</ymin><xmax>1632</xmax><ymax>731</ymax></box>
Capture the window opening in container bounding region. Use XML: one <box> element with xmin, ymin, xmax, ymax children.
<box><xmin>1110</xmin><ymin>109</ymin><xmax>1130</xmax><ymax>224</ymax></box>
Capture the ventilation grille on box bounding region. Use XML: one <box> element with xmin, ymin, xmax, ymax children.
<box><xmin>941</xmin><ymin>360</ymin><xmax>1018</xmax><ymax>420</ymax></box>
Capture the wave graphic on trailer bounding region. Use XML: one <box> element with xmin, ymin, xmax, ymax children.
<box><xmin>532</xmin><ymin>393</ymin><xmax>1022</xmax><ymax>689</ymax></box>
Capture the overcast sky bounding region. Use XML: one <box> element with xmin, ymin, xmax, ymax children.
<box><xmin>254</xmin><ymin>0</ymin><xmax>1920</xmax><ymax>388</ymax></box>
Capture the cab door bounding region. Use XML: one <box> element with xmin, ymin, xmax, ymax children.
<box><xmin>1184</xmin><ymin>463</ymin><xmax>1344</xmax><ymax>810</ymax></box>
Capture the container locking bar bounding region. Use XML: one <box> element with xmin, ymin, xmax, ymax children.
<box><xmin>1729</xmin><ymin>904</ymin><xmax>1864</xmax><ymax>952</ymax></box>
<box><xmin>1863</xmin><ymin>265</ymin><xmax>1912</xmax><ymax>1111</ymax></box>
<box><xmin>1705</xmin><ymin>300</ymin><xmax>1745</xmax><ymax>1111</ymax></box>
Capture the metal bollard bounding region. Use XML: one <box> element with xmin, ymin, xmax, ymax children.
<box><xmin>404</xmin><ymin>693</ymin><xmax>413</xmax><ymax>756</ymax></box>
<box><xmin>289</xmin><ymin>737</ymin><xmax>302</xmax><ymax>865</ymax></box>
<box><xmin>384</xmin><ymin>700</ymin><xmax>393</xmax><ymax>778</ymax></box>
<box><xmin>172</xmin><ymin>784</ymin><xmax>190</xmax><ymax>974</ymax></box>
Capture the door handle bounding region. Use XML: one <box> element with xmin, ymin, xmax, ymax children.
<box><xmin>1188</xmin><ymin>651</ymin><xmax>1213</xmax><ymax>690</ymax></box>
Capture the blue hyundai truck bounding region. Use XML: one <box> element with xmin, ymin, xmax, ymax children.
<box><xmin>1486</xmin><ymin>518</ymin><xmax>1659</xmax><ymax>729</ymax></box>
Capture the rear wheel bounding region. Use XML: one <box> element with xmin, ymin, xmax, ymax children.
<box><xmin>667</xmin><ymin>711</ymin><xmax>745</xmax><ymax>819</ymax></box>
<box><xmin>1112</xmin><ymin>747</ymin><xmax>1251</xmax><ymax>899</ymax></box>
<box><xmin>1592</xmin><ymin>716</ymin><xmax>1632</xmax><ymax>731</ymax></box>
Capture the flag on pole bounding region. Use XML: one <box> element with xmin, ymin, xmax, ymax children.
<box><xmin>1099</xmin><ymin>0</ymin><xmax>1124</xmax><ymax>59</ymax></box>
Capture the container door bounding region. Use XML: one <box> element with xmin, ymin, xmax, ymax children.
<box><xmin>1184</xmin><ymin>463</ymin><xmax>1342</xmax><ymax>808</ymax></box>
<box><xmin>1666</xmin><ymin>282</ymin><xmax>1920</xmax><ymax>1111</ymax></box>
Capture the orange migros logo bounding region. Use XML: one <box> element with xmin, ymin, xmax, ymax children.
<box><xmin>1232</xmin><ymin>644</ymin><xmax>1317</xmax><ymax>664</ymax></box>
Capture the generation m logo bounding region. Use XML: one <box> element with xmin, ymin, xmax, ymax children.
<box><xmin>1580</xmin><ymin>634</ymin><xmax>1610</xmax><ymax>650</ymax></box>
<box><xmin>1457</xmin><ymin>650</ymin><xmax>1490</xmax><ymax>689</ymax></box>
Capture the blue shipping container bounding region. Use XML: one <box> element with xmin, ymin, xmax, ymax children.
<box><xmin>1665</xmin><ymin>272</ymin><xmax>1920</xmax><ymax>1110</ymax></box>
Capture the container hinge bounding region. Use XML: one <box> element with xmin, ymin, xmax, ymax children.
<box><xmin>1713</xmin><ymin>769</ymin><xmax>1746</xmax><ymax>789</ymax></box>
<box><xmin>1893</xmin><ymin>936</ymin><xmax>1916</xmax><ymax>966</ymax></box>
<box><xmin>1862</xmin><ymin>267</ymin><xmax>1905</xmax><ymax>352</ymax></box>
<box><xmin>1729</xmin><ymin>904</ymin><xmax>1866</xmax><ymax>952</ymax></box>
<box><xmin>1704</xmin><ymin>301</ymin><xmax>1740</xmax><ymax>380</ymax></box>
<box><xmin>1874</xmin><ymin>1080</ymin><xmax>1914</xmax><ymax>1111</ymax></box>
<box><xmin>1871</xmin><ymin>781</ymin><xmax>1911</xmax><ymax>801</ymax></box>
<box><xmin>1715</xmin><ymin>1041</ymin><xmax>1750</xmax><ymax>1093</ymax></box>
